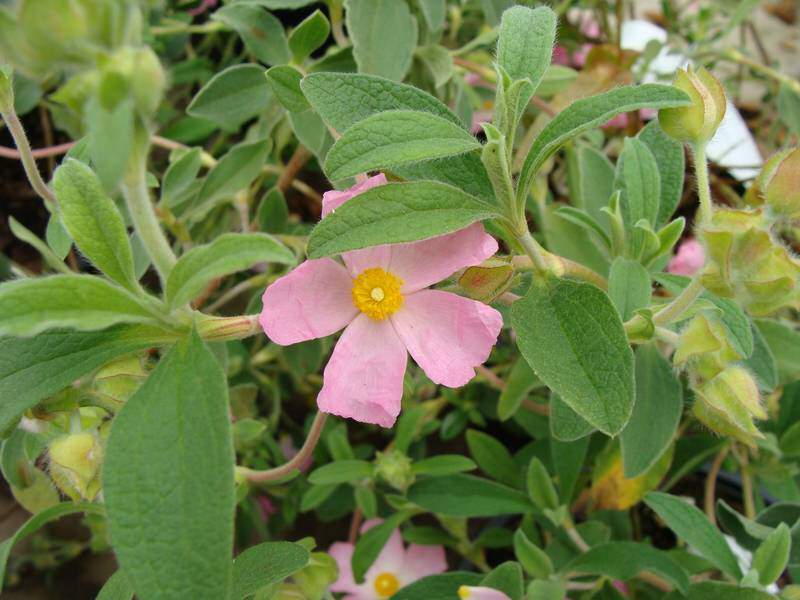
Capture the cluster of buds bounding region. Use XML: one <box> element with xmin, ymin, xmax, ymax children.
<box><xmin>48</xmin><ymin>431</ymin><xmax>104</xmax><ymax>501</ymax></box>
<box><xmin>675</xmin><ymin>312</ymin><xmax>765</xmax><ymax>445</ymax></box>
<box><xmin>699</xmin><ymin>207</ymin><xmax>800</xmax><ymax>316</ymax></box>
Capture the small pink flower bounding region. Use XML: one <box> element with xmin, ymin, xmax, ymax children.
<box><xmin>471</xmin><ymin>109</ymin><xmax>494</xmax><ymax>135</ymax></box>
<box><xmin>260</xmin><ymin>174</ymin><xmax>502</xmax><ymax>428</ymax></box>
<box><xmin>329</xmin><ymin>519</ymin><xmax>447</xmax><ymax>599</ymax></box>
<box><xmin>457</xmin><ymin>586</ymin><xmax>511</xmax><ymax>600</ymax></box>
<box><xmin>552</xmin><ymin>45</ymin><xmax>570</xmax><ymax>66</ymax></box>
<box><xmin>668</xmin><ymin>238</ymin><xmax>706</xmax><ymax>276</ymax></box>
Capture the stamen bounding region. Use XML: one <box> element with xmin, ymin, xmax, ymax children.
<box><xmin>351</xmin><ymin>268</ymin><xmax>404</xmax><ymax>319</ymax></box>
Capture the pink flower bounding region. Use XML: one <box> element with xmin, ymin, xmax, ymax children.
<box><xmin>329</xmin><ymin>519</ymin><xmax>447</xmax><ymax>599</ymax></box>
<box><xmin>668</xmin><ymin>238</ymin><xmax>706</xmax><ymax>276</ymax></box>
<box><xmin>552</xmin><ymin>45</ymin><xmax>570</xmax><ymax>66</ymax></box>
<box><xmin>260</xmin><ymin>174</ymin><xmax>502</xmax><ymax>428</ymax></box>
<box><xmin>457</xmin><ymin>586</ymin><xmax>511</xmax><ymax>600</ymax></box>
<box><xmin>471</xmin><ymin>109</ymin><xmax>494</xmax><ymax>135</ymax></box>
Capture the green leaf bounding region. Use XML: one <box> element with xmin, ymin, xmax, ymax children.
<box><xmin>497</xmin><ymin>6</ymin><xmax>555</xmax><ymax>92</ymax></box>
<box><xmin>307</xmin><ymin>181</ymin><xmax>497</xmax><ymax>259</ymax></box>
<box><xmin>0</xmin><ymin>325</ymin><xmax>175</xmax><ymax>432</ymax></box>
<box><xmin>554</xmin><ymin>206</ymin><xmax>612</xmax><ymax>250</ymax></box>
<box><xmin>466</xmin><ymin>429</ymin><xmax>520</xmax><ymax>487</ymax></box>
<box><xmin>8</xmin><ymin>216</ymin><xmax>70</xmax><ymax>274</ymax></box>
<box><xmin>289</xmin><ymin>109</ymin><xmax>333</xmax><ymax>160</ymax></box>
<box><xmin>616</xmin><ymin>137</ymin><xmax>660</xmax><ymax>256</ymax></box>
<box><xmin>0</xmin><ymin>275</ymin><xmax>158</xmax><ymax>336</ymax></box>
<box><xmin>417</xmin><ymin>0</ymin><xmax>446</xmax><ymax>31</ymax></box>
<box><xmin>621</xmin><ymin>344</ymin><xmax>683</xmax><ymax>477</ymax></box>
<box><xmin>638</xmin><ymin>120</ymin><xmax>685</xmax><ymax>226</ymax></box>
<box><xmin>526</xmin><ymin>580</ymin><xmax>567</xmax><ymax>600</ymax></box>
<box><xmin>551</xmin><ymin>434</ymin><xmax>590</xmax><ymax>503</ymax></box>
<box><xmin>407</xmin><ymin>474</ymin><xmax>533</xmax><ymax>517</ymax></box>
<box><xmin>288</xmin><ymin>9</ymin><xmax>329</xmax><ymax>62</ymax></box>
<box><xmin>307</xmin><ymin>460</ymin><xmax>373</xmax><ymax>485</ymax></box>
<box><xmin>346</xmin><ymin>0</ymin><xmax>417</xmax><ymax>82</ymax></box>
<box><xmin>104</xmin><ymin>331</ymin><xmax>235</xmax><ymax>600</ymax></box>
<box><xmin>393</xmin><ymin>152</ymin><xmax>494</xmax><ymax>203</ymax></box>
<box><xmin>752</xmin><ymin>522</ymin><xmax>790</xmax><ymax>586</ymax></box>
<box><xmin>644</xmin><ymin>492</ymin><xmax>743</xmax><ymax>579</ymax></box>
<box><xmin>46</xmin><ymin>213</ymin><xmax>72</xmax><ymax>260</ymax></box>
<box><xmin>187</xmin><ymin>65</ymin><xmax>273</xmax><ymax>130</ymax></box>
<box><xmin>517</xmin><ymin>85</ymin><xmax>690</xmax><ymax>205</ymax></box>
<box><xmin>511</xmin><ymin>277</ymin><xmax>634</xmax><ymax>436</ymax></box>
<box><xmin>324</xmin><ymin>110</ymin><xmax>479</xmax><ymax>180</ymax></box>
<box><xmin>194</xmin><ymin>139</ymin><xmax>271</xmax><ymax>215</ymax></box>
<box><xmin>608</xmin><ymin>257</ymin><xmax>651</xmax><ymax>321</ymax></box>
<box><xmin>391</xmin><ymin>572</ymin><xmax>483</xmax><ymax>599</ymax></box>
<box><xmin>665</xmin><ymin>581</ymin><xmax>774</xmax><ymax>600</ymax></box>
<box><xmin>352</xmin><ymin>511</ymin><xmax>409</xmax><ymax>582</ymax></box>
<box><xmin>213</xmin><ymin>4</ymin><xmax>289</xmax><ymax>66</ymax></box>
<box><xmin>550</xmin><ymin>393</ymin><xmax>595</xmax><ymax>441</ymax></box>
<box><xmin>257</xmin><ymin>186</ymin><xmax>290</xmax><ymax>233</ymax></box>
<box><xmin>161</xmin><ymin>148</ymin><xmax>203</xmax><ymax>208</ymax></box>
<box><xmin>165</xmin><ymin>233</ymin><xmax>293</xmax><ymax>309</ymax></box>
<box><xmin>265</xmin><ymin>65</ymin><xmax>309</xmax><ymax>112</ymax></box>
<box><xmin>744</xmin><ymin>321</ymin><xmax>778</xmax><ymax>392</ymax></box>
<box><xmin>571</xmin><ymin>144</ymin><xmax>615</xmax><ymax>222</ymax></box>
<box><xmin>498</xmin><ymin>358</ymin><xmax>540</xmax><ymax>421</ymax></box>
<box><xmin>513</xmin><ymin>529</ymin><xmax>553</xmax><ymax>579</ymax></box>
<box><xmin>416</xmin><ymin>45</ymin><xmax>453</xmax><ymax>88</ymax></box>
<box><xmin>526</xmin><ymin>457</ymin><xmax>559</xmax><ymax>511</ymax></box>
<box><xmin>754</xmin><ymin>319</ymin><xmax>800</xmax><ymax>385</ymax></box>
<box><xmin>411</xmin><ymin>455</ymin><xmax>476</xmax><ymax>476</ymax></box>
<box><xmin>565</xmin><ymin>541</ymin><xmax>689</xmax><ymax>594</ymax></box>
<box><xmin>231</xmin><ymin>541</ymin><xmax>310</xmax><ymax>599</ymax></box>
<box><xmin>0</xmin><ymin>501</ymin><xmax>104</xmax><ymax>590</ymax></box>
<box><xmin>480</xmin><ymin>562</ymin><xmax>524</xmax><ymax>600</ymax></box>
<box><xmin>301</xmin><ymin>71</ymin><xmax>461</xmax><ymax>133</ymax></box>
<box><xmin>53</xmin><ymin>159</ymin><xmax>137</xmax><ymax>291</ymax></box>
<box><xmin>96</xmin><ymin>571</ymin><xmax>134</xmax><ymax>600</ymax></box>
<box><xmin>85</xmin><ymin>96</ymin><xmax>133</xmax><ymax>192</ymax></box>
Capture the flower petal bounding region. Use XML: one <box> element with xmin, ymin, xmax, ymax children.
<box><xmin>392</xmin><ymin>290</ymin><xmax>502</xmax><ymax>387</ymax></box>
<box><xmin>458</xmin><ymin>585</ymin><xmax>512</xmax><ymax>600</ymax></box>
<box><xmin>364</xmin><ymin>529</ymin><xmax>406</xmax><ymax>580</ymax></box>
<box><xmin>318</xmin><ymin>314</ymin><xmax>408</xmax><ymax>427</ymax></box>
<box><xmin>388</xmin><ymin>223</ymin><xmax>498</xmax><ymax>293</ymax></box>
<box><xmin>260</xmin><ymin>258</ymin><xmax>357</xmax><ymax>345</ymax></box>
<box><xmin>342</xmin><ymin>245</ymin><xmax>393</xmax><ymax>279</ymax></box>
<box><xmin>397</xmin><ymin>544</ymin><xmax>448</xmax><ymax>583</ymax></box>
<box><xmin>321</xmin><ymin>173</ymin><xmax>388</xmax><ymax>217</ymax></box>
<box><xmin>329</xmin><ymin>542</ymin><xmax>359</xmax><ymax>594</ymax></box>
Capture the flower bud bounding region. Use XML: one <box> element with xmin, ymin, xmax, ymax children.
<box><xmin>700</xmin><ymin>207</ymin><xmax>800</xmax><ymax>315</ymax></box>
<box><xmin>290</xmin><ymin>552</ymin><xmax>338</xmax><ymax>600</ymax></box>
<box><xmin>48</xmin><ymin>432</ymin><xmax>103</xmax><ymax>500</ymax></box>
<box><xmin>658</xmin><ymin>67</ymin><xmax>726</xmax><ymax>144</ymax></box>
<box><xmin>757</xmin><ymin>148</ymin><xmax>800</xmax><ymax>219</ymax></box>
<box><xmin>693</xmin><ymin>366</ymin><xmax>764</xmax><ymax>446</ymax></box>
<box><xmin>99</xmin><ymin>46</ymin><xmax>166</xmax><ymax>117</ymax></box>
<box><xmin>674</xmin><ymin>313</ymin><xmax>743</xmax><ymax>380</ymax></box>
<box><xmin>459</xmin><ymin>260</ymin><xmax>514</xmax><ymax>303</ymax></box>
<box><xmin>374</xmin><ymin>449</ymin><xmax>414</xmax><ymax>492</ymax></box>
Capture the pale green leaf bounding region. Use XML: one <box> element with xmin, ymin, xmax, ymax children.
<box><xmin>86</xmin><ymin>96</ymin><xmax>133</xmax><ymax>192</ymax></box>
<box><xmin>511</xmin><ymin>277</ymin><xmax>634</xmax><ymax>436</ymax></box>
<box><xmin>231</xmin><ymin>541</ymin><xmax>310</xmax><ymax>599</ymax></box>
<box><xmin>301</xmin><ymin>71</ymin><xmax>461</xmax><ymax>132</ymax></box>
<box><xmin>752</xmin><ymin>522</ymin><xmax>790</xmax><ymax>586</ymax></box>
<box><xmin>96</xmin><ymin>571</ymin><xmax>134</xmax><ymax>600</ymax></box>
<box><xmin>620</xmin><ymin>344</ymin><xmax>683</xmax><ymax>477</ymax></box>
<box><xmin>638</xmin><ymin>120</ymin><xmax>684</xmax><ymax>226</ymax></box>
<box><xmin>497</xmin><ymin>6</ymin><xmax>556</xmax><ymax>92</ymax></box>
<box><xmin>53</xmin><ymin>159</ymin><xmax>137</xmax><ymax>290</ymax></box>
<box><xmin>644</xmin><ymin>492</ymin><xmax>743</xmax><ymax>579</ymax></box>
<box><xmin>324</xmin><ymin>110</ymin><xmax>480</xmax><ymax>180</ymax></box>
<box><xmin>608</xmin><ymin>257</ymin><xmax>651</xmax><ymax>321</ymax></box>
<box><xmin>288</xmin><ymin>9</ymin><xmax>329</xmax><ymax>62</ymax></box>
<box><xmin>550</xmin><ymin>393</ymin><xmax>595</xmax><ymax>441</ymax></box>
<box><xmin>466</xmin><ymin>429</ymin><xmax>520</xmax><ymax>487</ymax></box>
<box><xmin>307</xmin><ymin>181</ymin><xmax>498</xmax><ymax>258</ymax></box>
<box><xmin>517</xmin><ymin>85</ymin><xmax>690</xmax><ymax>205</ymax></box>
<box><xmin>166</xmin><ymin>233</ymin><xmax>293</xmax><ymax>309</ymax></box>
<box><xmin>346</xmin><ymin>0</ymin><xmax>417</xmax><ymax>82</ymax></box>
<box><xmin>213</xmin><ymin>4</ymin><xmax>289</xmax><ymax>66</ymax></box>
<box><xmin>0</xmin><ymin>275</ymin><xmax>158</xmax><ymax>337</ymax></box>
<box><xmin>104</xmin><ymin>331</ymin><xmax>235</xmax><ymax>600</ymax></box>
<box><xmin>407</xmin><ymin>474</ymin><xmax>533</xmax><ymax>517</ymax></box>
<box><xmin>307</xmin><ymin>460</ymin><xmax>373</xmax><ymax>485</ymax></box>
<box><xmin>161</xmin><ymin>148</ymin><xmax>203</xmax><ymax>208</ymax></box>
<box><xmin>187</xmin><ymin>65</ymin><xmax>273</xmax><ymax>130</ymax></box>
<box><xmin>266</xmin><ymin>65</ymin><xmax>309</xmax><ymax>113</ymax></box>
<box><xmin>411</xmin><ymin>455</ymin><xmax>476</xmax><ymax>476</ymax></box>
<box><xmin>8</xmin><ymin>216</ymin><xmax>70</xmax><ymax>274</ymax></box>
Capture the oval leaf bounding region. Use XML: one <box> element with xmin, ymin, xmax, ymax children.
<box><xmin>407</xmin><ymin>474</ymin><xmax>533</xmax><ymax>517</ymax></box>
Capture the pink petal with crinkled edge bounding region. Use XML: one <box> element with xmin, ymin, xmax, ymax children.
<box><xmin>458</xmin><ymin>586</ymin><xmax>512</xmax><ymax>600</ymax></box>
<box><xmin>392</xmin><ymin>290</ymin><xmax>502</xmax><ymax>387</ymax></box>
<box><xmin>329</xmin><ymin>542</ymin><xmax>361</xmax><ymax>595</ymax></box>
<box><xmin>317</xmin><ymin>314</ymin><xmax>408</xmax><ymax>428</ymax></box>
<box><xmin>388</xmin><ymin>223</ymin><xmax>498</xmax><ymax>293</ymax></box>
<box><xmin>397</xmin><ymin>543</ymin><xmax>448</xmax><ymax>582</ymax></box>
<box><xmin>260</xmin><ymin>258</ymin><xmax>357</xmax><ymax>345</ymax></box>
<box><xmin>321</xmin><ymin>173</ymin><xmax>388</xmax><ymax>217</ymax></box>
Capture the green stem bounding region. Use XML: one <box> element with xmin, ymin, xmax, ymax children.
<box><xmin>122</xmin><ymin>154</ymin><xmax>176</xmax><ymax>283</ymax></box>
<box><xmin>517</xmin><ymin>230</ymin><xmax>550</xmax><ymax>275</ymax></box>
<box><xmin>150</xmin><ymin>20</ymin><xmax>225</xmax><ymax>36</ymax></box>
<box><xmin>1</xmin><ymin>108</ymin><xmax>57</xmax><ymax>208</ymax></box>
<box><xmin>652</xmin><ymin>275</ymin><xmax>705</xmax><ymax>326</ymax></box>
<box><xmin>693</xmin><ymin>143</ymin><xmax>713</xmax><ymax>225</ymax></box>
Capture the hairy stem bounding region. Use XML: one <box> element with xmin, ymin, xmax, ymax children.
<box><xmin>652</xmin><ymin>275</ymin><xmax>705</xmax><ymax>326</ymax></box>
<box><xmin>704</xmin><ymin>445</ymin><xmax>729</xmax><ymax>525</ymax></box>
<box><xmin>517</xmin><ymin>230</ymin><xmax>550</xmax><ymax>275</ymax></box>
<box><xmin>1</xmin><ymin>108</ymin><xmax>57</xmax><ymax>207</ymax></box>
<box><xmin>693</xmin><ymin>143</ymin><xmax>713</xmax><ymax>225</ymax></box>
<box><xmin>239</xmin><ymin>412</ymin><xmax>328</xmax><ymax>483</ymax></box>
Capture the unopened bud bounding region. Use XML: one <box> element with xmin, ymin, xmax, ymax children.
<box><xmin>674</xmin><ymin>313</ymin><xmax>742</xmax><ymax>380</ymax></box>
<box><xmin>694</xmin><ymin>366</ymin><xmax>764</xmax><ymax>446</ymax></box>
<box><xmin>758</xmin><ymin>148</ymin><xmax>800</xmax><ymax>219</ymax></box>
<box><xmin>659</xmin><ymin>67</ymin><xmax>726</xmax><ymax>144</ymax></box>
<box><xmin>48</xmin><ymin>432</ymin><xmax>103</xmax><ymax>500</ymax></box>
<box><xmin>374</xmin><ymin>449</ymin><xmax>414</xmax><ymax>492</ymax></box>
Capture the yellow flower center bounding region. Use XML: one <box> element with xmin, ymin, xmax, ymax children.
<box><xmin>458</xmin><ymin>586</ymin><xmax>472</xmax><ymax>599</ymax></box>
<box><xmin>351</xmin><ymin>267</ymin><xmax>404</xmax><ymax>320</ymax></box>
<box><xmin>374</xmin><ymin>572</ymin><xmax>400</xmax><ymax>598</ymax></box>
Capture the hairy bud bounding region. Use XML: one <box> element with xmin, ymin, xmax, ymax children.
<box><xmin>758</xmin><ymin>148</ymin><xmax>800</xmax><ymax>220</ymax></box>
<box><xmin>658</xmin><ymin>67</ymin><xmax>726</xmax><ymax>144</ymax></box>
<box><xmin>48</xmin><ymin>432</ymin><xmax>103</xmax><ymax>500</ymax></box>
